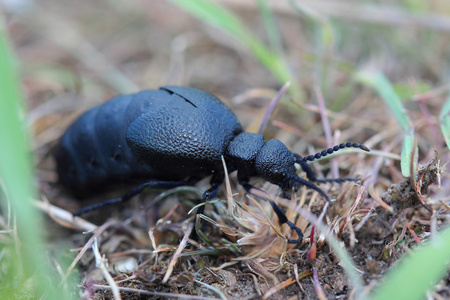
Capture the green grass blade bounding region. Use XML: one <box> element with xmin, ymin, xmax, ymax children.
<box><xmin>357</xmin><ymin>71</ymin><xmax>417</xmax><ymax>177</ymax></box>
<box><xmin>440</xmin><ymin>94</ymin><xmax>450</xmax><ymax>150</ymax></box>
<box><xmin>288</xmin><ymin>0</ymin><xmax>335</xmax><ymax>92</ymax></box>
<box><xmin>257</xmin><ymin>0</ymin><xmax>283</xmax><ymax>56</ymax></box>
<box><xmin>370</xmin><ymin>225</ymin><xmax>450</xmax><ymax>300</ymax></box>
<box><xmin>0</xmin><ymin>19</ymin><xmax>61</xmax><ymax>300</ymax></box>
<box><xmin>166</xmin><ymin>0</ymin><xmax>297</xmax><ymax>95</ymax></box>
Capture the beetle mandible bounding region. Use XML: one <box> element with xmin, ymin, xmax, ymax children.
<box><xmin>55</xmin><ymin>86</ymin><xmax>369</xmax><ymax>243</ymax></box>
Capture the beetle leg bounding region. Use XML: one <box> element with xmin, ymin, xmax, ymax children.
<box><xmin>239</xmin><ymin>180</ymin><xmax>304</xmax><ymax>244</ymax></box>
<box><xmin>197</xmin><ymin>183</ymin><xmax>222</xmax><ymax>215</ymax></box>
<box><xmin>72</xmin><ymin>180</ymin><xmax>188</xmax><ymax>216</ymax></box>
<box><xmin>268</xmin><ymin>200</ymin><xmax>303</xmax><ymax>244</ymax></box>
<box><xmin>293</xmin><ymin>154</ymin><xmax>318</xmax><ymax>182</ymax></box>
<box><xmin>195</xmin><ymin>177</ymin><xmax>223</xmax><ymax>234</ymax></box>
<box><xmin>291</xmin><ymin>176</ymin><xmax>331</xmax><ymax>202</ymax></box>
<box><xmin>282</xmin><ymin>190</ymin><xmax>291</xmax><ymax>200</ymax></box>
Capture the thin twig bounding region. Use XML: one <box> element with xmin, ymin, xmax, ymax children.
<box><xmin>92</xmin><ymin>284</ymin><xmax>218</xmax><ymax>299</ymax></box>
<box><xmin>162</xmin><ymin>222</ymin><xmax>193</xmax><ymax>284</ymax></box>
<box><xmin>92</xmin><ymin>238</ymin><xmax>122</xmax><ymax>300</ymax></box>
<box><xmin>193</xmin><ymin>279</ymin><xmax>228</xmax><ymax>300</ymax></box>
<box><xmin>258</xmin><ymin>81</ymin><xmax>290</xmax><ymax>135</ymax></box>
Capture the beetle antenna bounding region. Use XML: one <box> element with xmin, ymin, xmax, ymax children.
<box><xmin>295</xmin><ymin>142</ymin><xmax>370</xmax><ymax>164</ymax></box>
<box><xmin>291</xmin><ymin>175</ymin><xmax>331</xmax><ymax>202</ymax></box>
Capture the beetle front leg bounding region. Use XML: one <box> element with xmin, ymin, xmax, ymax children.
<box><xmin>197</xmin><ymin>182</ymin><xmax>222</xmax><ymax>215</ymax></box>
<box><xmin>268</xmin><ymin>200</ymin><xmax>303</xmax><ymax>244</ymax></box>
<box><xmin>193</xmin><ymin>172</ymin><xmax>224</xmax><ymax>237</ymax></box>
<box><xmin>239</xmin><ymin>176</ymin><xmax>304</xmax><ymax>244</ymax></box>
<box><xmin>295</xmin><ymin>154</ymin><xmax>360</xmax><ymax>185</ymax></box>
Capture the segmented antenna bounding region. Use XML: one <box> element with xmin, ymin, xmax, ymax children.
<box><xmin>296</xmin><ymin>142</ymin><xmax>369</xmax><ymax>163</ymax></box>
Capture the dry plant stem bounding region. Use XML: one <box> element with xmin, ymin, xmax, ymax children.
<box><xmin>33</xmin><ymin>199</ymin><xmax>97</xmax><ymax>232</ymax></box>
<box><xmin>92</xmin><ymin>284</ymin><xmax>216</xmax><ymax>299</ymax></box>
<box><xmin>293</xmin><ymin>263</ymin><xmax>310</xmax><ymax>293</ymax></box>
<box><xmin>234</xmin><ymin>238</ymin><xmax>278</xmax><ymax>261</ymax></box>
<box><xmin>354</xmin><ymin>206</ymin><xmax>376</xmax><ymax>231</ymax></box>
<box><xmin>92</xmin><ymin>238</ymin><xmax>122</xmax><ymax>300</ymax></box>
<box><xmin>162</xmin><ymin>223</ymin><xmax>193</xmax><ymax>284</ymax></box>
<box><xmin>263</xmin><ymin>277</ymin><xmax>296</xmax><ymax>300</ymax></box>
<box><xmin>258</xmin><ymin>81</ymin><xmax>290</xmax><ymax>135</ymax></box>
<box><xmin>440</xmin><ymin>200</ymin><xmax>450</xmax><ymax>210</ymax></box>
<box><xmin>210</xmin><ymin>261</ymin><xmax>239</xmax><ymax>271</ymax></box>
<box><xmin>409</xmin><ymin>137</ymin><xmax>418</xmax><ymax>193</ymax></box>
<box><xmin>193</xmin><ymin>279</ymin><xmax>227</xmax><ymax>300</ymax></box>
<box><xmin>312</xmin><ymin>267</ymin><xmax>327</xmax><ymax>300</ymax></box>
<box><xmin>108</xmin><ymin>249</ymin><xmax>153</xmax><ymax>259</ymax></box>
<box><xmin>221</xmin><ymin>156</ymin><xmax>234</xmax><ymax>216</ymax></box>
<box><xmin>63</xmin><ymin>221</ymin><xmax>117</xmax><ymax>282</ymax></box>
<box><xmin>368</xmin><ymin>185</ymin><xmax>394</xmax><ymax>213</ymax></box>
<box><xmin>245</xmin><ymin>195</ymin><xmax>285</xmax><ymax>238</ymax></box>
<box><xmin>405</xmin><ymin>221</ymin><xmax>422</xmax><ymax>244</ymax></box>
<box><xmin>148</xmin><ymin>228</ymin><xmax>158</xmax><ymax>264</ymax></box>
<box><xmin>345</xmin><ymin>187</ymin><xmax>365</xmax><ymax>248</ymax></box>
<box><xmin>314</xmin><ymin>86</ymin><xmax>338</xmax><ymax>178</ymax></box>
<box><xmin>220</xmin><ymin>0</ymin><xmax>450</xmax><ymax>31</ymax></box>
<box><xmin>51</xmin><ymin>256</ymin><xmax>68</xmax><ymax>294</ymax></box>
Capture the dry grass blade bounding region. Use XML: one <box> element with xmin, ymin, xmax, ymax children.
<box><xmin>262</xmin><ymin>277</ymin><xmax>296</xmax><ymax>300</ymax></box>
<box><xmin>258</xmin><ymin>81</ymin><xmax>290</xmax><ymax>135</ymax></box>
<box><xmin>193</xmin><ymin>279</ymin><xmax>228</xmax><ymax>300</ymax></box>
<box><xmin>312</xmin><ymin>267</ymin><xmax>327</xmax><ymax>300</ymax></box>
<box><xmin>33</xmin><ymin>199</ymin><xmax>97</xmax><ymax>232</ymax></box>
<box><xmin>368</xmin><ymin>185</ymin><xmax>394</xmax><ymax>213</ymax></box>
<box><xmin>92</xmin><ymin>284</ymin><xmax>218</xmax><ymax>299</ymax></box>
<box><xmin>314</xmin><ymin>86</ymin><xmax>338</xmax><ymax>178</ymax></box>
<box><xmin>63</xmin><ymin>221</ymin><xmax>116</xmax><ymax>282</ymax></box>
<box><xmin>162</xmin><ymin>223</ymin><xmax>193</xmax><ymax>284</ymax></box>
<box><xmin>92</xmin><ymin>238</ymin><xmax>121</xmax><ymax>300</ymax></box>
<box><xmin>222</xmin><ymin>0</ymin><xmax>450</xmax><ymax>31</ymax></box>
<box><xmin>221</xmin><ymin>156</ymin><xmax>234</xmax><ymax>216</ymax></box>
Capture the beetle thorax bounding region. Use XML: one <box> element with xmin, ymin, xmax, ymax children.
<box><xmin>226</xmin><ymin>132</ymin><xmax>265</xmax><ymax>173</ymax></box>
<box><xmin>226</xmin><ymin>132</ymin><xmax>296</xmax><ymax>190</ymax></box>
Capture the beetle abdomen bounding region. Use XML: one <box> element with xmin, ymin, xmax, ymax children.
<box><xmin>55</xmin><ymin>94</ymin><xmax>151</xmax><ymax>194</ymax></box>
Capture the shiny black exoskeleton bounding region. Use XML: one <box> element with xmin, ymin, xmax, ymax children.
<box><xmin>55</xmin><ymin>86</ymin><xmax>369</xmax><ymax>243</ymax></box>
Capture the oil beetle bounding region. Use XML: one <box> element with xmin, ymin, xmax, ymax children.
<box><xmin>55</xmin><ymin>86</ymin><xmax>369</xmax><ymax>243</ymax></box>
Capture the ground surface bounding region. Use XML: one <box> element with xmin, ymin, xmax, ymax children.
<box><xmin>5</xmin><ymin>0</ymin><xmax>449</xmax><ymax>299</ymax></box>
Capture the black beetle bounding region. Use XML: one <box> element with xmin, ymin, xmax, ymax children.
<box><xmin>55</xmin><ymin>86</ymin><xmax>369</xmax><ymax>243</ymax></box>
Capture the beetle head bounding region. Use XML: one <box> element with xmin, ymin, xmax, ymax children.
<box><xmin>254</xmin><ymin>139</ymin><xmax>331</xmax><ymax>200</ymax></box>
<box><xmin>255</xmin><ymin>139</ymin><xmax>297</xmax><ymax>191</ymax></box>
